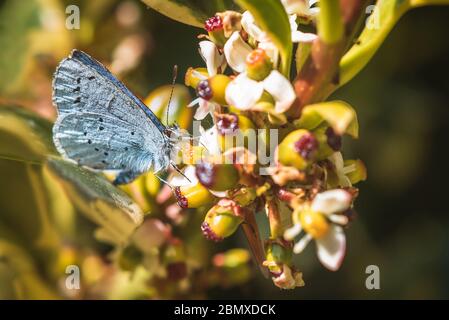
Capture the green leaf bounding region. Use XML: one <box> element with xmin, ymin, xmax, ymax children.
<box><xmin>46</xmin><ymin>158</ymin><xmax>144</xmax><ymax>246</ymax></box>
<box><xmin>294</xmin><ymin>100</ymin><xmax>359</xmax><ymax>138</ymax></box>
<box><xmin>0</xmin><ymin>106</ymin><xmax>57</xmax><ymax>164</ymax></box>
<box><xmin>339</xmin><ymin>0</ymin><xmax>449</xmax><ymax>87</ymax></box>
<box><xmin>235</xmin><ymin>0</ymin><xmax>292</xmax><ymax>76</ymax></box>
<box><xmin>142</xmin><ymin>0</ymin><xmax>239</xmax><ymax>27</ymax></box>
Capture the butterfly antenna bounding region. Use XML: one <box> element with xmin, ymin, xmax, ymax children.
<box><xmin>166</xmin><ymin>65</ymin><xmax>178</xmax><ymax>126</ymax></box>
<box><xmin>170</xmin><ymin>161</ymin><xmax>191</xmax><ymax>183</ymax></box>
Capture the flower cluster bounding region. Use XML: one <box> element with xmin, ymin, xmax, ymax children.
<box><xmin>166</xmin><ymin>0</ymin><xmax>367</xmax><ymax>289</ymax></box>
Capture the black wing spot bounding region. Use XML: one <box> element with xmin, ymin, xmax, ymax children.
<box><xmin>76</xmin><ymin>78</ymin><xmax>81</xmax><ymax>84</ymax></box>
<box><xmin>94</xmin><ymin>148</ymin><xmax>99</xmax><ymax>152</ymax></box>
<box><xmin>88</xmin><ymin>139</ymin><xmax>92</xmax><ymax>144</ymax></box>
<box><xmin>102</xmin><ymin>160</ymin><xmax>107</xmax><ymax>164</ymax></box>
<box><xmin>131</xmin><ymin>131</ymin><xmax>135</xmax><ymax>135</ymax></box>
<box><xmin>88</xmin><ymin>76</ymin><xmax>95</xmax><ymax>80</ymax></box>
<box><xmin>104</xmin><ymin>152</ymin><xmax>109</xmax><ymax>156</ymax></box>
<box><xmin>83</xmin><ymin>131</ymin><xmax>88</xmax><ymax>136</ymax></box>
<box><xmin>99</xmin><ymin>118</ymin><xmax>103</xmax><ymax>122</ymax></box>
<box><xmin>124</xmin><ymin>147</ymin><xmax>128</xmax><ymax>151</ymax></box>
<box><xmin>73</xmin><ymin>87</ymin><xmax>80</xmax><ymax>92</ymax></box>
<box><xmin>74</xmin><ymin>97</ymin><xmax>81</xmax><ymax>103</ymax></box>
<box><xmin>99</xmin><ymin>126</ymin><xmax>104</xmax><ymax>131</ymax></box>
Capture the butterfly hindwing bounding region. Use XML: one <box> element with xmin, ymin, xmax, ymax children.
<box><xmin>52</xmin><ymin>50</ymin><xmax>170</xmax><ymax>176</ymax></box>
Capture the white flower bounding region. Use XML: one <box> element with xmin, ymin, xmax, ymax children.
<box><xmin>225</xmin><ymin>70</ymin><xmax>296</xmax><ymax>113</ymax></box>
<box><xmin>188</xmin><ymin>97</ymin><xmax>219</xmax><ymax>120</ymax></box>
<box><xmin>284</xmin><ymin>189</ymin><xmax>352</xmax><ymax>271</ymax></box>
<box><xmin>199</xmin><ymin>40</ymin><xmax>226</xmax><ymax>76</ymax></box>
<box><xmin>281</xmin><ymin>0</ymin><xmax>319</xmax><ymax>17</ymax></box>
<box><xmin>223</xmin><ymin>31</ymin><xmax>253</xmax><ymax>73</ymax></box>
<box><xmin>270</xmin><ymin>264</ymin><xmax>305</xmax><ymax>289</ymax></box>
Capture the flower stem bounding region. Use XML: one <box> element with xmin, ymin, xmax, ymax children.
<box><xmin>266</xmin><ymin>198</ymin><xmax>283</xmax><ymax>239</ymax></box>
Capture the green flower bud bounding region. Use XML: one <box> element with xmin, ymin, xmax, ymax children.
<box><xmin>118</xmin><ymin>244</ymin><xmax>143</xmax><ymax>271</ymax></box>
<box><xmin>344</xmin><ymin>159</ymin><xmax>367</xmax><ymax>184</ymax></box>
<box><xmin>278</xmin><ymin>129</ymin><xmax>318</xmax><ymax>170</ymax></box>
<box><xmin>196</xmin><ymin>161</ymin><xmax>239</xmax><ymax>191</ymax></box>
<box><xmin>313</xmin><ymin>125</ymin><xmax>342</xmax><ymax>160</ymax></box>
<box><xmin>174</xmin><ymin>183</ymin><xmax>215</xmax><ymax>209</ymax></box>
<box><xmin>201</xmin><ymin>200</ymin><xmax>244</xmax><ymax>241</ymax></box>
<box><xmin>213</xmin><ymin>249</ymin><xmax>251</xmax><ymax>286</ymax></box>
<box><xmin>246</xmin><ymin>48</ymin><xmax>273</xmax><ymax>81</ymax></box>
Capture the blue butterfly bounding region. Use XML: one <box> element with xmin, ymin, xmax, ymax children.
<box><xmin>52</xmin><ymin>49</ymin><xmax>181</xmax><ymax>185</ymax></box>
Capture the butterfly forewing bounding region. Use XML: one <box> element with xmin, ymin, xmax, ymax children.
<box><xmin>52</xmin><ymin>50</ymin><xmax>170</xmax><ymax>175</ymax></box>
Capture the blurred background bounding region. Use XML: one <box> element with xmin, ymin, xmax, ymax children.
<box><xmin>0</xmin><ymin>0</ymin><xmax>448</xmax><ymax>299</ymax></box>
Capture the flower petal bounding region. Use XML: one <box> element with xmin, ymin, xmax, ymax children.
<box><xmin>199</xmin><ymin>126</ymin><xmax>222</xmax><ymax>156</ymax></box>
<box><xmin>284</xmin><ymin>223</ymin><xmax>302</xmax><ymax>240</ymax></box>
<box><xmin>169</xmin><ymin>165</ymin><xmax>198</xmax><ymax>187</ymax></box>
<box><xmin>241</xmin><ymin>11</ymin><xmax>265</xmax><ymax>42</ymax></box>
<box><xmin>199</xmin><ymin>41</ymin><xmax>225</xmax><ymax>76</ymax></box>
<box><xmin>316</xmin><ymin>225</ymin><xmax>346</xmax><ymax>271</ymax></box>
<box><xmin>311</xmin><ymin>189</ymin><xmax>352</xmax><ymax>215</ymax></box>
<box><xmin>293</xmin><ymin>233</ymin><xmax>312</xmax><ymax>254</ymax></box>
<box><xmin>281</xmin><ymin>0</ymin><xmax>310</xmax><ymax>15</ymax></box>
<box><xmin>193</xmin><ymin>99</ymin><xmax>213</xmax><ymax>120</ymax></box>
<box><xmin>263</xmin><ymin>70</ymin><xmax>296</xmax><ymax>113</ymax></box>
<box><xmin>225</xmin><ymin>73</ymin><xmax>264</xmax><ymax>110</ymax></box>
<box><xmin>258</xmin><ymin>40</ymin><xmax>279</xmax><ymax>67</ymax></box>
<box><xmin>291</xmin><ymin>30</ymin><xmax>317</xmax><ymax>43</ymax></box>
<box><xmin>224</xmin><ymin>31</ymin><xmax>253</xmax><ymax>73</ymax></box>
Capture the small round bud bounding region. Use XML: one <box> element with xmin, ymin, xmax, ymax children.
<box><xmin>246</xmin><ymin>49</ymin><xmax>273</xmax><ymax>81</ymax></box>
<box><xmin>196</xmin><ymin>79</ymin><xmax>213</xmax><ymax>100</ymax></box>
<box><xmin>173</xmin><ymin>183</ymin><xmax>215</xmax><ymax>209</ymax></box>
<box><xmin>265</xmin><ymin>241</ymin><xmax>293</xmax><ymax>276</ymax></box>
<box><xmin>217</xmin><ymin>113</ymin><xmax>255</xmax><ymax>152</ymax></box>
<box><xmin>230</xmin><ymin>187</ymin><xmax>257</xmax><ymax>206</ymax></box>
<box><xmin>278</xmin><ymin>129</ymin><xmax>318</xmax><ymax>170</ymax></box>
<box><xmin>216</xmin><ymin>113</ymin><xmax>239</xmax><ymax>135</ymax></box>
<box><xmin>202</xmin><ymin>201</ymin><xmax>244</xmax><ymax>241</ymax></box>
<box><xmin>196</xmin><ymin>161</ymin><xmax>239</xmax><ymax>191</ymax></box>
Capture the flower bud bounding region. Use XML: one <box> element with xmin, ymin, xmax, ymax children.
<box><xmin>185</xmin><ymin>67</ymin><xmax>208</xmax><ymax>89</ymax></box>
<box><xmin>216</xmin><ymin>113</ymin><xmax>255</xmax><ymax>152</ymax></box>
<box><xmin>344</xmin><ymin>159</ymin><xmax>367</xmax><ymax>184</ymax></box>
<box><xmin>246</xmin><ymin>48</ymin><xmax>273</xmax><ymax>81</ymax></box>
<box><xmin>196</xmin><ymin>75</ymin><xmax>231</xmax><ymax>105</ymax></box>
<box><xmin>213</xmin><ymin>249</ymin><xmax>251</xmax><ymax>286</ymax></box>
<box><xmin>118</xmin><ymin>244</ymin><xmax>143</xmax><ymax>271</ymax></box>
<box><xmin>313</xmin><ymin>125</ymin><xmax>342</xmax><ymax>160</ymax></box>
<box><xmin>205</xmin><ymin>15</ymin><xmax>227</xmax><ymax>47</ymax></box>
<box><xmin>278</xmin><ymin>129</ymin><xmax>318</xmax><ymax>170</ymax></box>
<box><xmin>201</xmin><ymin>200</ymin><xmax>243</xmax><ymax>241</ymax></box>
<box><xmin>173</xmin><ymin>183</ymin><xmax>215</xmax><ymax>209</ymax></box>
<box><xmin>196</xmin><ymin>161</ymin><xmax>239</xmax><ymax>191</ymax></box>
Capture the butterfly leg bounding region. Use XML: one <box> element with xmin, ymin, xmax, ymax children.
<box><xmin>113</xmin><ymin>170</ymin><xmax>142</xmax><ymax>185</ymax></box>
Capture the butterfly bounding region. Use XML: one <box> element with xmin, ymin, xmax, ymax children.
<box><xmin>52</xmin><ymin>49</ymin><xmax>182</xmax><ymax>185</ymax></box>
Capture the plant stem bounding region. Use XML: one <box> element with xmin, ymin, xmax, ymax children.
<box><xmin>266</xmin><ymin>198</ymin><xmax>282</xmax><ymax>239</ymax></box>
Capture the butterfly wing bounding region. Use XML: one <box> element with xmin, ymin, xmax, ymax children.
<box><xmin>52</xmin><ymin>50</ymin><xmax>170</xmax><ymax>176</ymax></box>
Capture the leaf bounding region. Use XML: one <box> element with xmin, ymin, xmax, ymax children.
<box><xmin>0</xmin><ymin>106</ymin><xmax>57</xmax><ymax>164</ymax></box>
<box><xmin>142</xmin><ymin>0</ymin><xmax>240</xmax><ymax>27</ymax></box>
<box><xmin>294</xmin><ymin>101</ymin><xmax>359</xmax><ymax>138</ymax></box>
<box><xmin>339</xmin><ymin>0</ymin><xmax>449</xmax><ymax>87</ymax></box>
<box><xmin>236</xmin><ymin>0</ymin><xmax>292</xmax><ymax>76</ymax></box>
<box><xmin>46</xmin><ymin>158</ymin><xmax>144</xmax><ymax>246</ymax></box>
